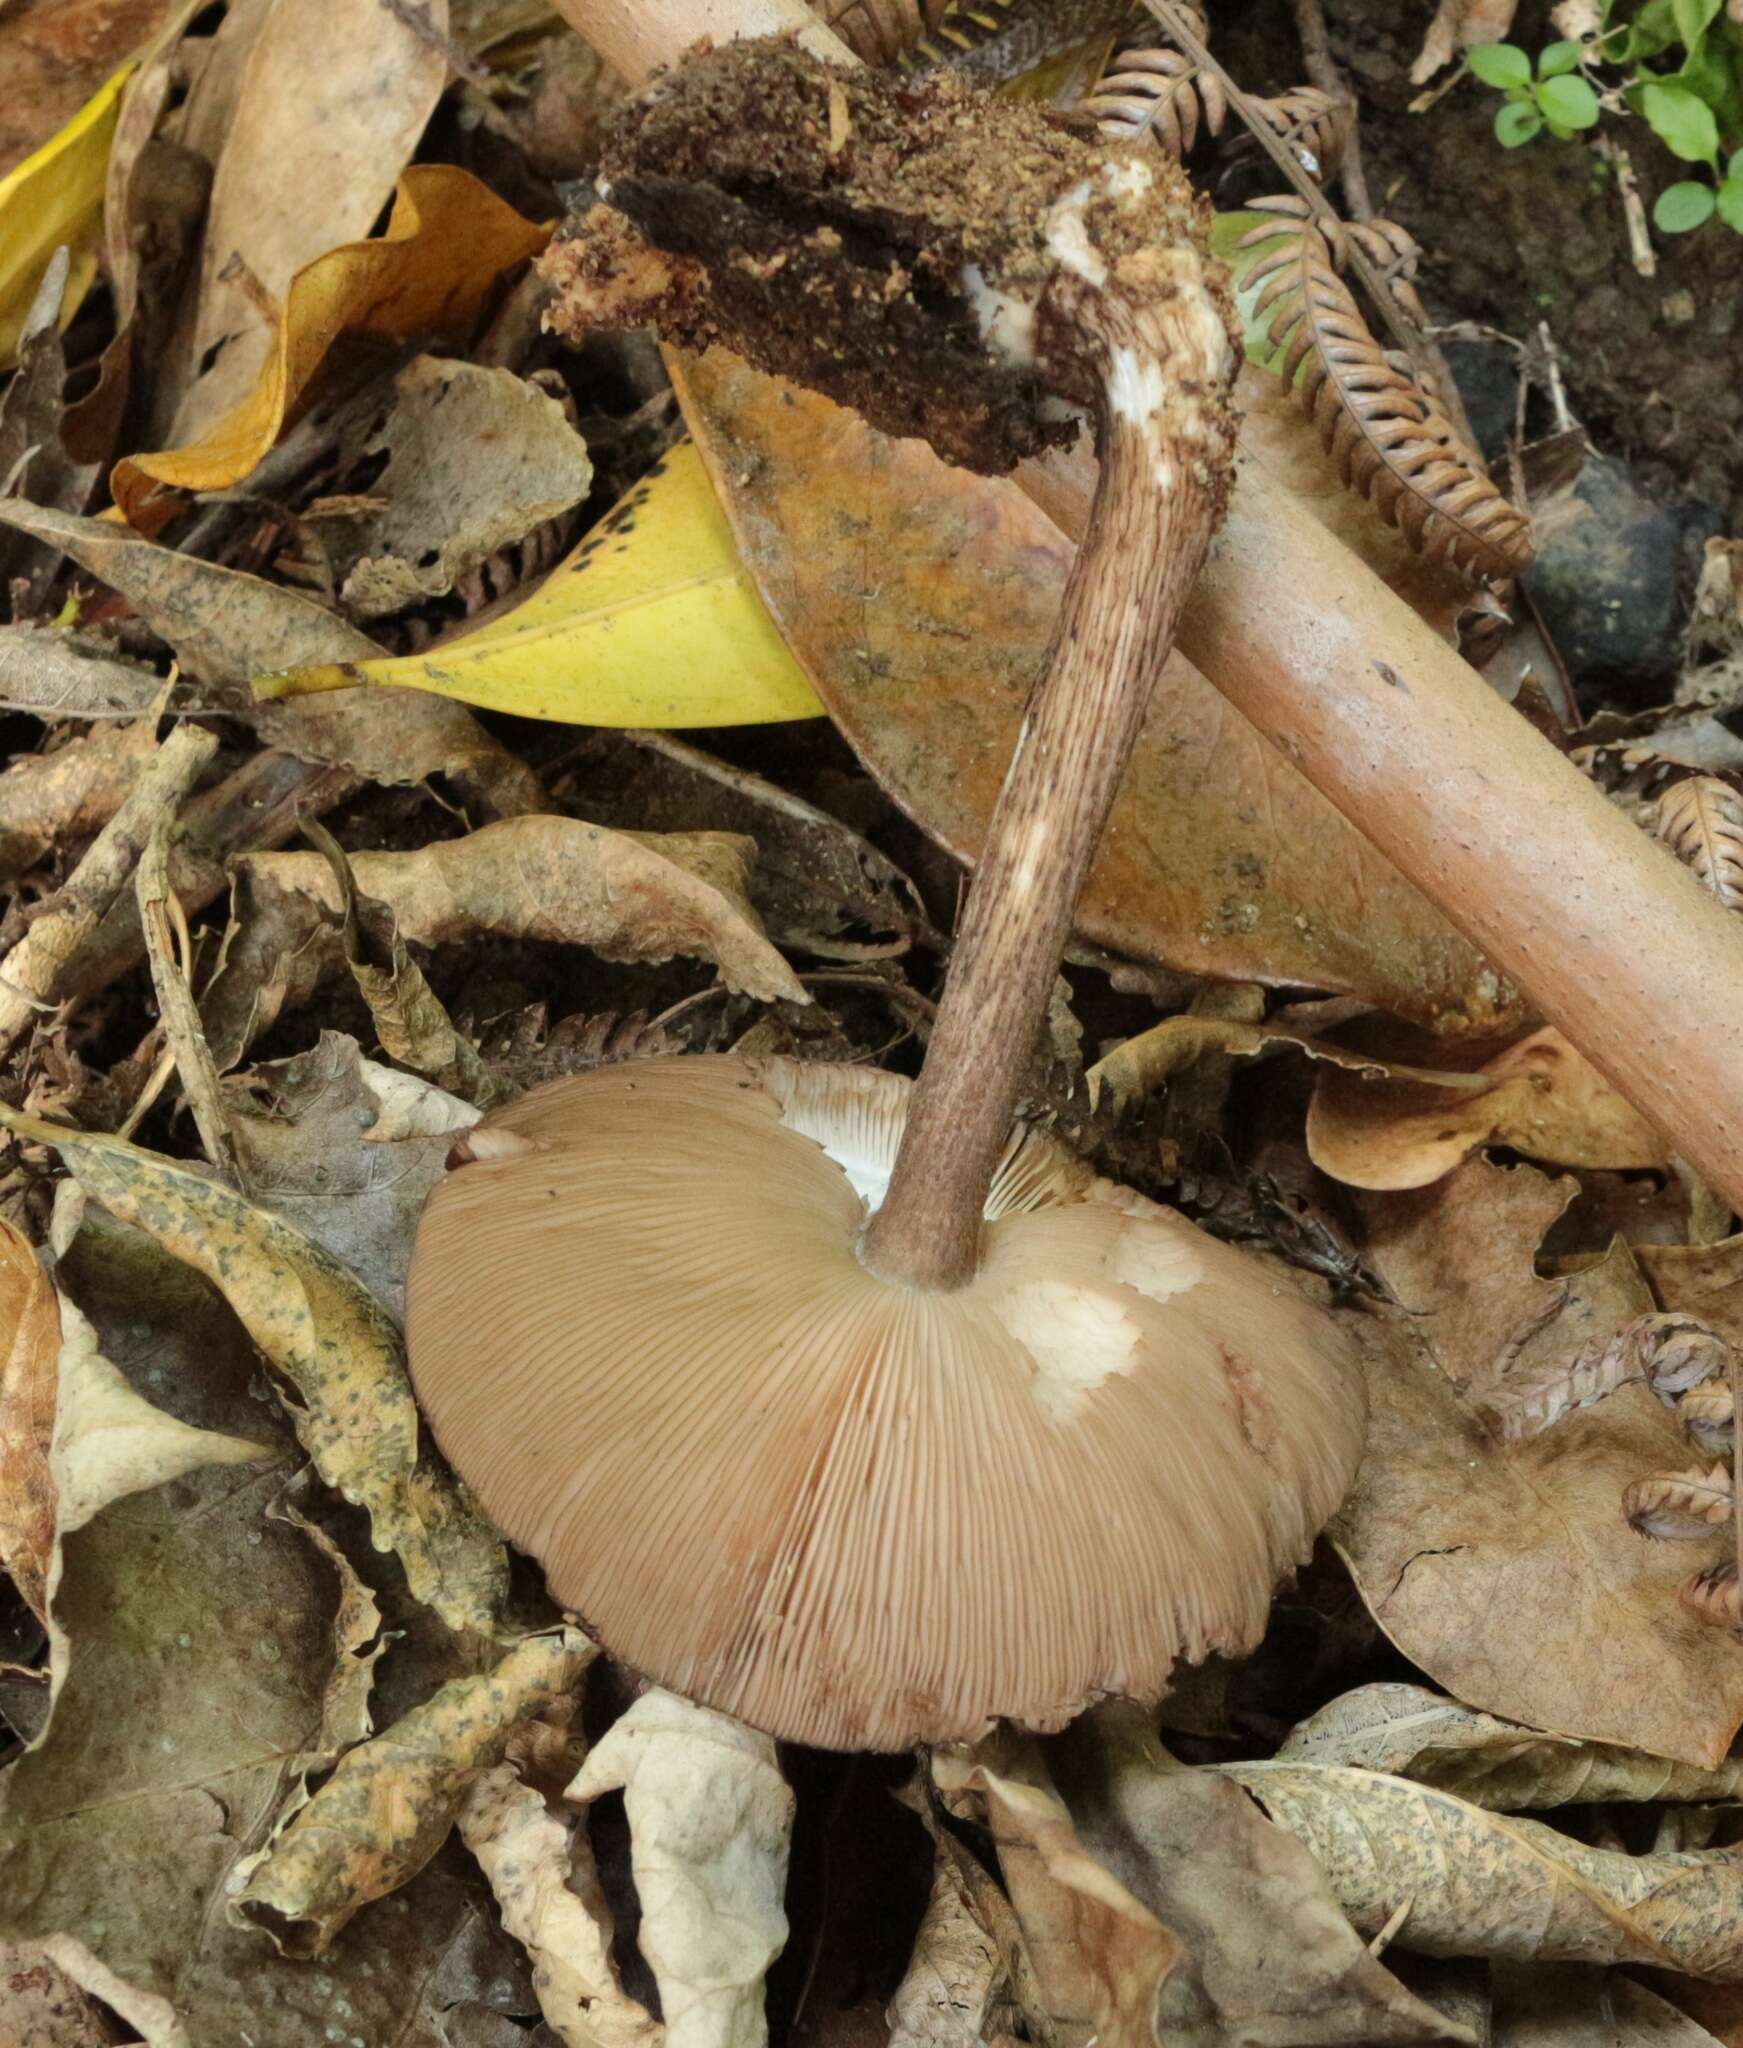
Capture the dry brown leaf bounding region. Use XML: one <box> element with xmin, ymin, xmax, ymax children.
<box><xmin>0</xmin><ymin>1</ymin><xmax>177</xmax><ymax>177</ymax></box>
<box><xmin>1279</xmin><ymin>1681</ymin><xmax>1743</xmax><ymax>1808</ymax></box>
<box><xmin>933</xmin><ymin>1747</ymin><xmax>1182</xmax><ymax>2048</ymax></box>
<box><xmin>225</xmin><ymin>1033</ymin><xmax>473</xmax><ymax>1324</ymax></box>
<box><xmin>568</xmin><ymin>1691</ymin><xmax>794</xmax><ymax>2048</ymax></box>
<box><xmin>1410</xmin><ymin>0</ymin><xmax>1521</xmax><ymax>83</ymax></box>
<box><xmin>1088</xmin><ymin>1015</ymin><xmax>1487</xmax><ymax>1118</ymax></box>
<box><xmin>672</xmin><ymin>348</ymin><xmax>1519</xmax><ymax>1036</ymax></box>
<box><xmin>1626</xmin><ymin>1461</ymin><xmax>1735</xmax><ymax>1538</ymax></box>
<box><xmin>1048</xmin><ymin>1705</ymin><xmax>1472</xmax><ymax>2047</ymax></box>
<box><xmin>1333</xmin><ymin>1158</ymin><xmax>1743</xmax><ymax>1764</ymax></box>
<box><xmin>458</xmin><ymin>1760</ymin><xmax>663</xmax><ymax>2048</ymax></box>
<box><xmin>0</xmin><ymin>1207</ymin><xmax>528</xmax><ymax>2041</ymax></box>
<box><xmin>1655</xmin><ymin>779</ymin><xmax>1743</xmax><ymax>910</ymax></box>
<box><xmin>234</xmin><ymin>1623</ymin><xmax>595</xmax><ymax>1955</ymax></box>
<box><xmin>0</xmin><ymin>1218</ymin><xmax>62</xmax><ymax>1621</ymax></box>
<box><xmin>157</xmin><ymin>0</ymin><xmax>448</xmax><ymax>447</ymax></box>
<box><xmin>339</xmin><ymin>356</ymin><xmax>594</xmax><ymax>618</ymax></box>
<box><xmin>1221</xmin><ymin>1759</ymin><xmax>1743</xmax><ymax>1977</ymax></box>
<box><xmin>0</xmin><ymin>1101</ymin><xmax>509</xmax><ymax>1636</ymax></box>
<box><xmin>0</xmin><ymin>498</ymin><xmax>545</xmax><ymax>818</ymax></box>
<box><xmin>887</xmin><ymin>1845</ymin><xmax>1003</xmax><ymax>2048</ymax></box>
<box><xmin>1307</xmin><ymin>1026</ymin><xmax>1671</xmax><ymax>1191</ymax></box>
<box><xmin>241</xmin><ymin>815</ymin><xmax>808</xmax><ymax>1005</ymax></box>
<box><xmin>0</xmin><ymin>623</ymin><xmax>165</xmax><ymax>719</ymax></box>
<box><xmin>1640</xmin><ymin>1237</ymin><xmax>1743</xmax><ymax>1355</ymax></box>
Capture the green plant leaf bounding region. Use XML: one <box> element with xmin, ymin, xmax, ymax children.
<box><xmin>1719</xmin><ymin>176</ymin><xmax>1743</xmax><ymax>229</ymax></box>
<box><xmin>1536</xmin><ymin>74</ymin><xmax>1602</xmax><ymax>125</ymax></box>
<box><xmin>1631</xmin><ymin>0</ymin><xmax>1686</xmax><ymax>55</ymax></box>
<box><xmin>1642</xmin><ymin>78</ymin><xmax>1721</xmax><ymax>157</ymax></box>
<box><xmin>1469</xmin><ymin>42</ymin><xmax>1533</xmax><ymax>88</ymax></box>
<box><xmin>1678</xmin><ymin>45</ymin><xmax>1734</xmax><ymax>101</ymax></box>
<box><xmin>1497</xmin><ymin>98</ymin><xmax>1546</xmax><ymax>145</ymax></box>
<box><xmin>1674</xmin><ymin>0</ymin><xmax>1723</xmax><ymax>52</ymax></box>
<box><xmin>1654</xmin><ymin>177</ymin><xmax>1719</xmax><ymax>225</ymax></box>
<box><xmin>1539</xmin><ymin>39</ymin><xmax>1584</xmax><ymax>75</ymax></box>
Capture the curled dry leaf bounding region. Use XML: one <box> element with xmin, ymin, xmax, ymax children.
<box><xmin>1333</xmin><ymin>1157</ymin><xmax>1743</xmax><ymax>1764</ymax></box>
<box><xmin>234</xmin><ymin>1623</ymin><xmax>595</xmax><ymax>1956</ymax></box>
<box><xmin>1655</xmin><ymin>778</ymin><xmax>1743</xmax><ymax>911</ymax></box>
<box><xmin>932</xmin><ymin>1746</ymin><xmax>1183</xmax><ymax>2048</ymax></box>
<box><xmin>887</xmin><ymin>1845</ymin><xmax>1003</xmax><ymax>2048</ymax></box>
<box><xmin>671</xmin><ymin>348</ymin><xmax>1518</xmax><ymax>1035</ymax></box>
<box><xmin>242</xmin><ymin>815</ymin><xmax>808</xmax><ymax>1005</ymax></box>
<box><xmin>1087</xmin><ymin>1014</ymin><xmax>1487</xmax><ymax>1118</ymax></box>
<box><xmin>116</xmin><ymin>165</ymin><xmax>550</xmax><ymax>525</ymax></box>
<box><xmin>1409</xmin><ymin>0</ymin><xmax>1521</xmax><ymax>83</ymax></box>
<box><xmin>339</xmin><ymin>356</ymin><xmax>594</xmax><ymax>618</ymax></box>
<box><xmin>0</xmin><ymin>1218</ymin><xmax>63</xmax><ymax>1622</ymax></box>
<box><xmin>1221</xmin><ymin>1760</ymin><xmax>1743</xmax><ymax>1979</ymax></box>
<box><xmin>1279</xmin><ymin>1681</ymin><xmax>1743</xmax><ymax>1809</ymax></box>
<box><xmin>568</xmin><ymin>1691</ymin><xmax>794</xmax><ymax>2048</ymax></box>
<box><xmin>0</xmin><ymin>1934</ymin><xmax>192</xmax><ymax>2048</ymax></box>
<box><xmin>457</xmin><ymin>1760</ymin><xmax>662</xmax><ymax>2048</ymax></box>
<box><xmin>1307</xmin><ymin>1026</ymin><xmax>1671</xmax><ymax>1191</ymax></box>
<box><xmin>1047</xmin><ymin>1705</ymin><xmax>1471</xmax><ymax>2048</ymax></box>
<box><xmin>154</xmin><ymin>0</ymin><xmax>448</xmax><ymax>449</ymax></box>
<box><xmin>0</xmin><ymin>1102</ymin><xmax>509</xmax><ymax>1636</ymax></box>
<box><xmin>1625</xmin><ymin>1462</ymin><xmax>1735</xmax><ymax>1539</ymax></box>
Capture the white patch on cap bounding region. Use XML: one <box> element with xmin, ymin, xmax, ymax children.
<box><xmin>1111</xmin><ymin>1226</ymin><xmax>1204</xmax><ymax>1304</ymax></box>
<box><xmin>820</xmin><ymin>1138</ymin><xmax>893</xmax><ymax>1213</ymax></box>
<box><xmin>1044</xmin><ymin>182</ymin><xmax>1107</xmax><ymax>287</ymax></box>
<box><xmin>996</xmin><ymin>1280</ymin><xmax>1142</xmax><ymax>1424</ymax></box>
<box><xmin>962</xmin><ymin>262</ymin><xmax>1038</xmax><ymax>370</ymax></box>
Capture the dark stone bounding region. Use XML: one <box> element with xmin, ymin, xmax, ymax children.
<box><xmin>1522</xmin><ymin>451</ymin><xmax>1724</xmax><ymax>703</ymax></box>
<box><xmin>1441</xmin><ymin>339</ymin><xmax>1520</xmax><ymax>464</ymax></box>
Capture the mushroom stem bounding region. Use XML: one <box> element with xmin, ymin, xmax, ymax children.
<box><xmin>862</xmin><ymin>305</ymin><xmax>1233</xmax><ymax>1291</ymax></box>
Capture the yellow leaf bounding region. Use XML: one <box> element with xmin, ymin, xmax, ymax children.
<box><xmin>112</xmin><ymin>165</ymin><xmax>549</xmax><ymax>528</ymax></box>
<box><xmin>0</xmin><ymin>64</ymin><xmax>134</xmax><ymax>371</ymax></box>
<box><xmin>255</xmin><ymin>439</ymin><xmax>824</xmax><ymax>727</ymax></box>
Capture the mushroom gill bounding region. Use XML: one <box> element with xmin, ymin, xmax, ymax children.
<box><xmin>407</xmin><ymin>1054</ymin><xmax>1365</xmax><ymax>1752</ymax></box>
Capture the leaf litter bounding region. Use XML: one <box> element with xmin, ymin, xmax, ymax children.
<box><xmin>6</xmin><ymin>6</ymin><xmax>1743</xmax><ymax>2045</ymax></box>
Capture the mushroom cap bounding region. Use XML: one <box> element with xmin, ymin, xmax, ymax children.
<box><xmin>407</xmin><ymin>1055</ymin><xmax>1365</xmax><ymax>1751</ymax></box>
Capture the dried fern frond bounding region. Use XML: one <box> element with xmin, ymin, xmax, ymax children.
<box><xmin>1679</xmin><ymin>1382</ymin><xmax>1736</xmax><ymax>1456</ymax></box>
<box><xmin>1234</xmin><ymin>85</ymin><xmax>1352</xmax><ymax>186</ymax></box>
<box><xmin>1081</xmin><ymin>21</ymin><xmax>1224</xmax><ymax>157</ymax></box>
<box><xmin>1683</xmin><ymin>1558</ymin><xmax>1743</xmax><ymax>1630</ymax></box>
<box><xmin>1654</xmin><ymin>775</ymin><xmax>1743</xmax><ymax>912</ymax></box>
<box><xmin>1238</xmin><ymin>208</ymin><xmax>1534</xmax><ymax>585</ymax></box>
<box><xmin>1490</xmin><ymin>1311</ymin><xmax>1728</xmax><ymax>1442</ymax></box>
<box><xmin>821</xmin><ymin>0</ymin><xmax>1128</xmax><ymax>76</ymax></box>
<box><xmin>817</xmin><ymin>0</ymin><xmax>946</xmax><ymax>66</ymax></box>
<box><xmin>1625</xmin><ymin>1461</ymin><xmax>1734</xmax><ymax>1540</ymax></box>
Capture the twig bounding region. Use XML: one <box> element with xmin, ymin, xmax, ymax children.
<box><xmin>0</xmin><ymin>723</ymin><xmax>217</xmax><ymax>1055</ymax></box>
<box><xmin>136</xmin><ymin>812</ymin><xmax>246</xmax><ymax>1187</ymax></box>
<box><xmin>1597</xmin><ymin>133</ymin><xmax>1657</xmax><ymax>278</ymax></box>
<box><xmin>1286</xmin><ymin>0</ymin><xmax>1374</xmax><ymax>219</ymax></box>
<box><xmin>377</xmin><ymin>0</ymin><xmax>506</xmax><ymax>96</ymax></box>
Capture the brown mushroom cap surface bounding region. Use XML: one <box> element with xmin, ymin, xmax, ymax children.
<box><xmin>407</xmin><ymin>1055</ymin><xmax>1365</xmax><ymax>1751</ymax></box>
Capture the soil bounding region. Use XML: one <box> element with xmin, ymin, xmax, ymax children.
<box><xmin>1219</xmin><ymin>0</ymin><xmax>1743</xmax><ymax>533</ymax></box>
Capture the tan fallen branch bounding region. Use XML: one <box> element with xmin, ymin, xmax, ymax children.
<box><xmin>0</xmin><ymin>723</ymin><xmax>217</xmax><ymax>1056</ymax></box>
<box><xmin>553</xmin><ymin>0</ymin><xmax>1743</xmax><ymax>1222</ymax></box>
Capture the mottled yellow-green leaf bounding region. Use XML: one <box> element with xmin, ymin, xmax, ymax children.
<box><xmin>234</xmin><ymin>1623</ymin><xmax>595</xmax><ymax>1955</ymax></box>
<box><xmin>0</xmin><ymin>1104</ymin><xmax>507</xmax><ymax>1636</ymax></box>
<box><xmin>255</xmin><ymin>440</ymin><xmax>823</xmax><ymax>727</ymax></box>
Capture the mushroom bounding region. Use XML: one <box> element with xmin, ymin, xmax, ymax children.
<box><xmin>408</xmin><ymin>43</ymin><xmax>1367</xmax><ymax>1749</ymax></box>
